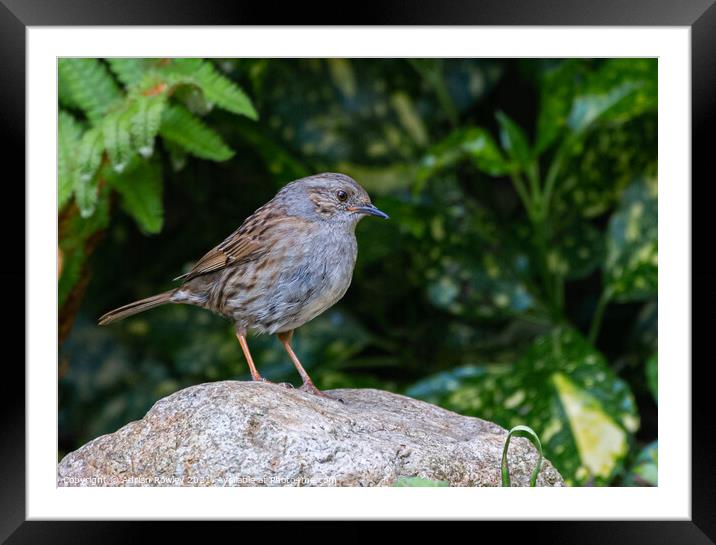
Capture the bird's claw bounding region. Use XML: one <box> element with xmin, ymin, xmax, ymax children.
<box><xmin>254</xmin><ymin>377</ymin><xmax>294</xmax><ymax>389</ymax></box>
<box><xmin>299</xmin><ymin>382</ymin><xmax>343</xmax><ymax>402</ymax></box>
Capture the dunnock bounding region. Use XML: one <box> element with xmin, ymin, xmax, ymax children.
<box><xmin>99</xmin><ymin>173</ymin><xmax>389</xmax><ymax>397</ymax></box>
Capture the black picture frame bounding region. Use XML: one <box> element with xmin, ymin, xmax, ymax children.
<box><xmin>2</xmin><ymin>0</ymin><xmax>712</xmax><ymax>541</ymax></box>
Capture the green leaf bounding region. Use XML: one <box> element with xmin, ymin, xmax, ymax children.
<box><xmin>567</xmin><ymin>59</ymin><xmax>656</xmax><ymax>137</ymax></box>
<box><xmin>406</xmin><ymin>364</ymin><xmax>510</xmax><ymax>404</ymax></box>
<box><xmin>535</xmin><ymin>60</ymin><xmax>584</xmax><ymax>154</ymax></box>
<box><xmin>554</xmin><ymin>115</ymin><xmax>657</xmax><ymax>219</ymax></box>
<box><xmin>101</xmin><ymin>111</ymin><xmax>133</xmax><ymax>173</ymax></box>
<box><xmin>64</xmin><ymin>185</ymin><xmax>111</xmax><ymax>241</ymax></box>
<box><xmin>568</xmin><ymin>82</ymin><xmax>640</xmax><ymax>135</ymax></box>
<box><xmin>107</xmin><ymin>58</ymin><xmax>150</xmax><ymax>87</ymax></box>
<box><xmin>582</xmin><ymin>59</ymin><xmax>656</xmax><ymax>121</ymax></box>
<box><xmin>624</xmin><ymin>441</ymin><xmax>658</xmax><ymax>486</ymax></box>
<box><xmin>194</xmin><ymin>61</ymin><xmax>258</xmax><ymax>119</ymax></box>
<box><xmin>74</xmin><ymin>128</ymin><xmax>104</xmax><ymax>217</ymax></box>
<box><xmin>604</xmin><ymin>178</ymin><xmax>657</xmax><ymax>302</ymax></box>
<box><xmin>549</xmin><ymin>222</ymin><xmax>605</xmax><ymax>280</ymax></box>
<box><xmin>106</xmin><ymin>160</ymin><xmax>164</xmax><ymax>234</ymax></box>
<box><xmin>407</xmin><ymin>327</ymin><xmax>640</xmax><ymax>485</ymax></box>
<box><xmin>539</xmin><ymin>59</ymin><xmax>656</xmax><ymax>208</ymax></box>
<box><xmin>173</xmin><ymin>85</ymin><xmax>214</xmax><ymax>116</ymax></box>
<box><xmin>160</xmin><ymin>58</ymin><xmax>258</xmax><ymax>119</ymax></box>
<box><xmin>128</xmin><ymin>95</ymin><xmax>166</xmax><ymax>158</ymax></box>
<box><xmin>392</xmin><ymin>477</ymin><xmax>449</xmax><ymax>487</ymax></box>
<box><xmin>502</xmin><ymin>425</ymin><xmax>543</xmax><ymax>487</ymax></box>
<box><xmin>58</xmin><ymin>67</ymin><xmax>82</xmax><ymax>110</ymax></box>
<box><xmin>159</xmin><ymin>104</ymin><xmax>234</xmax><ymax>161</ymax></box>
<box><xmin>58</xmin><ymin>110</ymin><xmax>84</xmax><ymax>210</ymax></box>
<box><xmin>496</xmin><ymin>111</ymin><xmax>532</xmax><ymax>168</ymax></box>
<box><xmin>163</xmin><ymin>57</ymin><xmax>203</xmax><ymax>74</ymax></box>
<box><xmin>646</xmin><ymin>354</ymin><xmax>658</xmax><ymax>404</ymax></box>
<box><xmin>426</xmin><ymin>251</ymin><xmax>536</xmax><ymax>321</ymax></box>
<box><xmin>418</xmin><ymin>127</ymin><xmax>509</xmax><ymax>183</ymax></box>
<box><xmin>58</xmin><ymin>58</ymin><xmax>122</xmax><ymax>122</ymax></box>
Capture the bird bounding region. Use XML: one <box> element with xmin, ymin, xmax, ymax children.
<box><xmin>98</xmin><ymin>172</ymin><xmax>389</xmax><ymax>398</ymax></box>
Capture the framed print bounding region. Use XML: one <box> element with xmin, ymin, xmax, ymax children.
<box><xmin>2</xmin><ymin>0</ymin><xmax>714</xmax><ymax>541</ymax></box>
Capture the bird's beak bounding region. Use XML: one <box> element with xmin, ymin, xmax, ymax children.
<box><xmin>348</xmin><ymin>203</ymin><xmax>390</xmax><ymax>219</ymax></box>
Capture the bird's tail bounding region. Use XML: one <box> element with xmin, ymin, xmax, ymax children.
<box><xmin>98</xmin><ymin>290</ymin><xmax>175</xmax><ymax>326</ymax></box>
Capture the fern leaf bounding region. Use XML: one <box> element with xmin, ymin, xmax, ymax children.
<box><xmin>66</xmin><ymin>184</ymin><xmax>111</xmax><ymax>240</ymax></box>
<box><xmin>74</xmin><ymin>176</ymin><xmax>100</xmax><ymax>218</ymax></box>
<box><xmin>58</xmin><ymin>110</ymin><xmax>84</xmax><ymax>210</ymax></box>
<box><xmin>107</xmin><ymin>160</ymin><xmax>164</xmax><ymax>234</ymax></box>
<box><xmin>168</xmin><ymin>58</ymin><xmax>204</xmax><ymax>73</ymax></box>
<box><xmin>173</xmin><ymin>85</ymin><xmax>214</xmax><ymax>116</ymax></box>
<box><xmin>74</xmin><ymin>128</ymin><xmax>104</xmax><ymax>217</ymax></box>
<box><xmin>58</xmin><ymin>68</ymin><xmax>81</xmax><ymax>110</ymax></box>
<box><xmin>58</xmin><ymin>59</ymin><xmax>122</xmax><ymax>122</ymax></box>
<box><xmin>107</xmin><ymin>58</ymin><xmax>149</xmax><ymax>87</ymax></box>
<box><xmin>194</xmin><ymin>61</ymin><xmax>258</xmax><ymax>119</ymax></box>
<box><xmin>102</xmin><ymin>111</ymin><xmax>133</xmax><ymax>173</ymax></box>
<box><xmin>159</xmin><ymin>104</ymin><xmax>234</xmax><ymax>161</ymax></box>
<box><xmin>77</xmin><ymin>128</ymin><xmax>104</xmax><ymax>180</ymax></box>
<box><xmin>128</xmin><ymin>95</ymin><xmax>166</xmax><ymax>158</ymax></box>
<box><xmin>160</xmin><ymin>59</ymin><xmax>257</xmax><ymax>119</ymax></box>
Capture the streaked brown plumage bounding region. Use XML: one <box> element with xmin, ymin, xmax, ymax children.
<box><xmin>98</xmin><ymin>173</ymin><xmax>388</xmax><ymax>398</ymax></box>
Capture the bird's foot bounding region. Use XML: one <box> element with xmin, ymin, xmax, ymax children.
<box><xmin>253</xmin><ymin>377</ymin><xmax>294</xmax><ymax>389</ymax></box>
<box><xmin>299</xmin><ymin>382</ymin><xmax>344</xmax><ymax>403</ymax></box>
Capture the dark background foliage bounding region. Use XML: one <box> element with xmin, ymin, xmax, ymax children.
<box><xmin>58</xmin><ymin>58</ymin><xmax>657</xmax><ymax>486</ymax></box>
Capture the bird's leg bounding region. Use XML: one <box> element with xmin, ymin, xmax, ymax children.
<box><xmin>236</xmin><ymin>330</ymin><xmax>264</xmax><ymax>382</ymax></box>
<box><xmin>278</xmin><ymin>331</ymin><xmax>331</xmax><ymax>398</ymax></box>
<box><xmin>236</xmin><ymin>330</ymin><xmax>293</xmax><ymax>388</ymax></box>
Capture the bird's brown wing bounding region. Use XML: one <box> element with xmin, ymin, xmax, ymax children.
<box><xmin>174</xmin><ymin>203</ymin><xmax>284</xmax><ymax>282</ymax></box>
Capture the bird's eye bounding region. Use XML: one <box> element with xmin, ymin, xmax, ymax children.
<box><xmin>336</xmin><ymin>190</ymin><xmax>348</xmax><ymax>202</ymax></box>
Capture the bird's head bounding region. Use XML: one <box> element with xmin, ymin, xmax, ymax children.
<box><xmin>280</xmin><ymin>172</ymin><xmax>389</xmax><ymax>225</ymax></box>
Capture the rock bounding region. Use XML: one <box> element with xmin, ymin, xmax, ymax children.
<box><xmin>57</xmin><ymin>381</ymin><xmax>564</xmax><ymax>487</ymax></box>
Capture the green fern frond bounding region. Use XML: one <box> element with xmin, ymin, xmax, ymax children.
<box><xmin>102</xmin><ymin>111</ymin><xmax>134</xmax><ymax>173</ymax></box>
<box><xmin>193</xmin><ymin>61</ymin><xmax>258</xmax><ymax>119</ymax></box>
<box><xmin>65</xmin><ymin>185</ymin><xmax>111</xmax><ymax>240</ymax></box>
<box><xmin>107</xmin><ymin>160</ymin><xmax>164</xmax><ymax>234</ymax></box>
<box><xmin>58</xmin><ymin>68</ymin><xmax>82</xmax><ymax>110</ymax></box>
<box><xmin>58</xmin><ymin>59</ymin><xmax>122</xmax><ymax>122</ymax></box>
<box><xmin>167</xmin><ymin>58</ymin><xmax>204</xmax><ymax>73</ymax></box>
<box><xmin>128</xmin><ymin>95</ymin><xmax>167</xmax><ymax>158</ymax></box>
<box><xmin>107</xmin><ymin>58</ymin><xmax>150</xmax><ymax>88</ymax></box>
<box><xmin>58</xmin><ymin>57</ymin><xmax>254</xmax><ymax>229</ymax></box>
<box><xmin>159</xmin><ymin>104</ymin><xmax>234</xmax><ymax>161</ymax></box>
<box><xmin>58</xmin><ymin>110</ymin><xmax>84</xmax><ymax>210</ymax></box>
<box><xmin>74</xmin><ymin>176</ymin><xmax>100</xmax><ymax>218</ymax></box>
<box><xmin>74</xmin><ymin>128</ymin><xmax>104</xmax><ymax>217</ymax></box>
<box><xmin>158</xmin><ymin>59</ymin><xmax>258</xmax><ymax>119</ymax></box>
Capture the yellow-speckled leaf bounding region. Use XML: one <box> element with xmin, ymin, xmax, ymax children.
<box><xmin>552</xmin><ymin>372</ymin><xmax>628</xmax><ymax>479</ymax></box>
<box><xmin>407</xmin><ymin>327</ymin><xmax>639</xmax><ymax>485</ymax></box>
<box><xmin>605</xmin><ymin>177</ymin><xmax>657</xmax><ymax>302</ymax></box>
